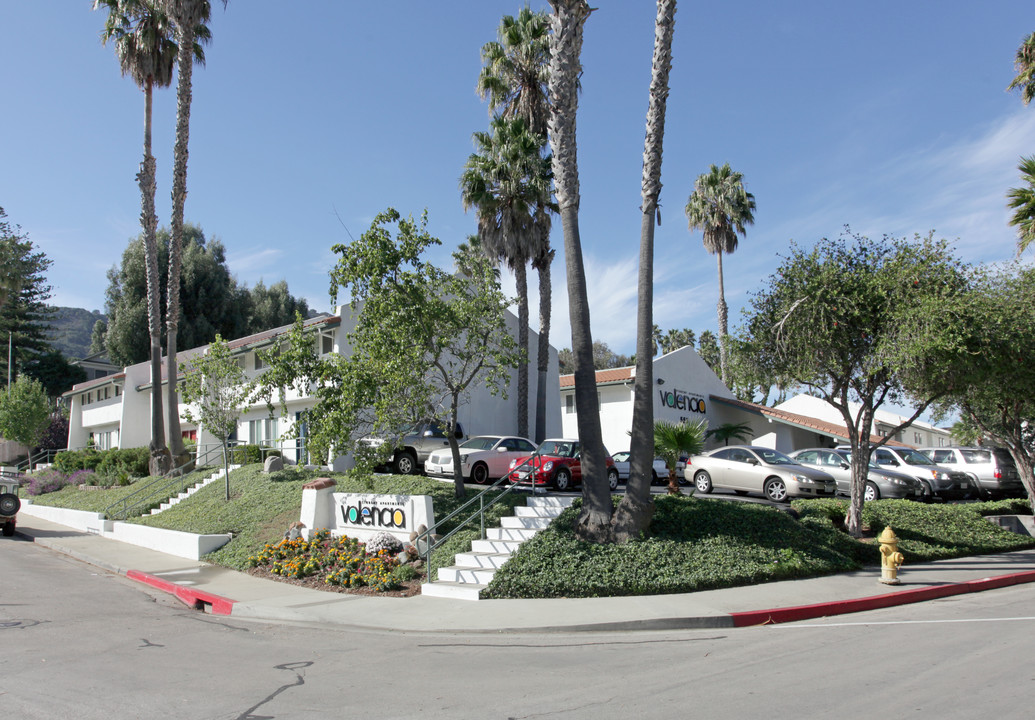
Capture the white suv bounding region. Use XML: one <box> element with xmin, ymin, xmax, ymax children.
<box><xmin>919</xmin><ymin>447</ymin><xmax>1024</xmax><ymax>499</ymax></box>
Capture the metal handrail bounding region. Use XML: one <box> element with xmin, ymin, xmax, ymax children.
<box><xmin>18</xmin><ymin>448</ymin><xmax>65</xmax><ymax>472</ymax></box>
<box><xmin>103</xmin><ymin>444</ymin><xmax>223</xmax><ymax>521</ymax></box>
<box><xmin>416</xmin><ymin>451</ymin><xmax>542</xmax><ymax>573</ymax></box>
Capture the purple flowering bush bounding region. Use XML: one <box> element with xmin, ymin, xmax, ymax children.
<box><xmin>25</xmin><ymin>468</ymin><xmax>96</xmax><ymax>497</ymax></box>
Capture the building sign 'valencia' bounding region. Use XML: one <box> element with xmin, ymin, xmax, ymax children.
<box><xmin>659</xmin><ymin>387</ymin><xmax>707</xmax><ymax>422</ymax></box>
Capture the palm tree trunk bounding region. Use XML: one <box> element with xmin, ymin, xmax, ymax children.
<box><xmin>166</xmin><ymin>21</ymin><xmax>195</xmax><ymax>468</ymax></box>
<box><xmin>614</xmin><ymin>0</ymin><xmax>676</xmax><ymax>542</ymax></box>
<box><xmin>515</xmin><ymin>261</ymin><xmax>529</xmax><ymax>439</ymax></box>
<box><xmin>548</xmin><ymin>0</ymin><xmax>611</xmax><ymax>542</ymax></box>
<box><xmin>138</xmin><ymin>80</ymin><xmax>170</xmax><ymax>475</ymax></box>
<box><xmin>716</xmin><ymin>250</ymin><xmax>729</xmax><ymax>384</ymax></box>
<box><xmin>534</xmin><ymin>255</ymin><xmax>552</xmax><ymax>444</ymax></box>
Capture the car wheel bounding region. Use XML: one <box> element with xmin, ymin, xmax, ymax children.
<box><xmin>919</xmin><ymin>480</ymin><xmax>934</xmax><ymax>503</ymax></box>
<box><xmin>0</xmin><ymin>492</ymin><xmax>20</xmax><ymax>516</ymax></box>
<box><xmin>608</xmin><ymin>468</ymin><xmax>620</xmax><ymax>491</ymax></box>
<box><xmin>764</xmin><ymin>477</ymin><xmax>788</xmax><ymax>503</ymax></box>
<box><xmin>2</xmin><ymin>522</ymin><xmax>13</xmax><ymax>537</ymax></box>
<box><xmin>864</xmin><ymin>481</ymin><xmax>880</xmax><ymax>502</ymax></box>
<box><xmin>694</xmin><ymin>470</ymin><xmax>712</xmax><ymax>494</ymax></box>
<box><xmin>554</xmin><ymin>468</ymin><xmax>572</xmax><ymax>491</ymax></box>
<box><xmin>394</xmin><ymin>451</ymin><xmax>418</xmax><ymax>476</ymax></box>
<box><xmin>471</xmin><ymin>462</ymin><xmax>489</xmax><ymax>485</ymax></box>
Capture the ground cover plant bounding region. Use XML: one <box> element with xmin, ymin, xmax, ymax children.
<box><xmin>25</xmin><ymin>466</ymin><xmax>218</xmax><ymax>514</ymax></box>
<box><xmin>482</xmin><ymin>495</ymin><xmax>1035</xmax><ymax>599</ymax></box>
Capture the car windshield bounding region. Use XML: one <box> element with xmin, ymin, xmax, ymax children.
<box><xmin>538</xmin><ymin>440</ymin><xmax>577</xmax><ymax>458</ymax></box>
<box><xmin>840</xmin><ymin>451</ymin><xmax>881</xmax><ymax>469</ymax></box>
<box><xmin>897</xmin><ymin>449</ymin><xmax>933</xmax><ymax>465</ymax></box>
<box><xmin>460</xmin><ymin>436</ymin><xmax>500</xmax><ymax>451</ymax></box>
<box><xmin>755</xmin><ymin>448</ymin><xmax>796</xmax><ymax>465</ymax></box>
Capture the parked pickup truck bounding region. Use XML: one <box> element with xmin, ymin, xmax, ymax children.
<box><xmin>357</xmin><ymin>420</ymin><xmax>466</xmax><ymax>475</ymax></box>
<box><xmin>1</xmin><ymin>473</ymin><xmax>21</xmax><ymax>537</ymax></box>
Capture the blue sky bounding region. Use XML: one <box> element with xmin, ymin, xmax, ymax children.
<box><xmin>2</xmin><ymin>1</ymin><xmax>1033</xmax><ymax>359</ymax></box>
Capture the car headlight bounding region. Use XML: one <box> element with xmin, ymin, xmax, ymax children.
<box><xmin>931</xmin><ymin>470</ymin><xmax>949</xmax><ymax>480</ymax></box>
<box><xmin>509</xmin><ymin>459</ymin><xmax>518</xmax><ymax>469</ymax></box>
<box><xmin>889</xmin><ymin>478</ymin><xmax>907</xmax><ymax>485</ymax></box>
<box><xmin>543</xmin><ymin>461</ymin><xmax>554</xmax><ymax>471</ymax></box>
<box><xmin>461</xmin><ymin>456</ymin><xmax>470</xmax><ymax>466</ymax></box>
<box><xmin>794</xmin><ymin>475</ymin><xmax>815</xmax><ymax>484</ymax></box>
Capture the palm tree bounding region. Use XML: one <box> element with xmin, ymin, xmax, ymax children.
<box><xmin>478</xmin><ymin>5</ymin><xmax>551</xmax><ymax>139</ymax></box>
<box><xmin>547</xmin><ymin>0</ymin><xmax>613</xmax><ymax>542</ymax></box>
<box><xmin>1008</xmin><ymin>155</ymin><xmax>1035</xmax><ymax>255</ymax></box>
<box><xmin>614</xmin><ymin>0</ymin><xmax>677</xmax><ymax>540</ymax></box>
<box><xmin>161</xmin><ymin>0</ymin><xmax>221</xmax><ymax>466</ymax></box>
<box><xmin>1007</xmin><ymin>31</ymin><xmax>1035</xmax><ymax>105</ymax></box>
<box><xmin>95</xmin><ymin>0</ymin><xmax>180</xmax><ymax>474</ymax></box>
<box><xmin>685</xmin><ymin>163</ymin><xmax>756</xmax><ymax>385</ymax></box>
<box><xmin>706</xmin><ymin>421</ymin><xmax>752</xmax><ymax>446</ymax></box>
<box><xmin>654</xmin><ymin>419</ymin><xmax>706</xmax><ymax>496</ymax></box>
<box><xmin>460</xmin><ymin>115</ymin><xmax>553</xmax><ymax>439</ymax></box>
<box><xmin>479</xmin><ymin>6</ymin><xmax>555</xmax><ymax>443</ymax></box>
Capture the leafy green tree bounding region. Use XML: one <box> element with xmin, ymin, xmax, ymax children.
<box><xmin>705</xmin><ymin>421</ymin><xmax>752</xmax><ymax>446</ymax></box>
<box><xmin>0</xmin><ymin>376</ymin><xmax>51</xmax><ymax>447</ymax></box>
<box><xmin>89</xmin><ymin>318</ymin><xmax>108</xmax><ymax>356</ymax></box>
<box><xmin>255</xmin><ymin>210</ymin><xmax>521</xmax><ymax>500</ymax></box>
<box><xmin>161</xmin><ymin>0</ymin><xmax>225</xmax><ymax>467</ymax></box>
<box><xmin>102</xmin><ymin>225</ymin><xmax>249</xmax><ymax>366</ymax></box>
<box><xmin>1007</xmin><ymin>31</ymin><xmax>1035</xmax><ymax>105</ymax></box>
<box><xmin>950</xmin><ymin>416</ymin><xmax>985</xmax><ymax>447</ymax></box>
<box><xmin>1007</xmin><ymin>155</ymin><xmax>1035</xmax><ymax>255</ymax></box>
<box><xmin>685</xmin><ymin>163</ymin><xmax>755</xmax><ymax>385</ymax></box>
<box><xmin>548</xmin><ymin>0</ymin><xmax>612</xmax><ymax>541</ymax></box>
<box><xmin>0</xmin><ymin>208</ymin><xmax>56</xmax><ymax>385</ymax></box>
<box><xmin>179</xmin><ymin>334</ymin><xmax>250</xmax><ymax>500</ymax></box>
<box><xmin>21</xmin><ymin>351</ymin><xmax>87</xmax><ymax>398</ymax></box>
<box><xmin>741</xmin><ymin>230</ymin><xmax>968</xmax><ymax>536</ymax></box>
<box><xmin>697</xmin><ymin>330</ymin><xmax>719</xmax><ymax>371</ymax></box>
<box><xmin>653</xmin><ymin>418</ymin><xmax>705</xmax><ymax>496</ymax></box>
<box><xmin>245</xmin><ymin>280</ymin><xmax>310</xmax><ymax>333</ymax></box>
<box><xmin>616</xmin><ymin>0</ymin><xmax>678</xmax><ymax>541</ymax></box>
<box><xmin>460</xmin><ymin>114</ymin><xmax>553</xmax><ymax>439</ymax></box>
<box><xmin>95</xmin><ymin>0</ymin><xmax>205</xmax><ymax>475</ymax></box>
<box><xmin>899</xmin><ymin>264</ymin><xmax>1035</xmax><ymax>507</ymax></box>
<box><xmin>478</xmin><ymin>6</ymin><xmax>556</xmax><ymax>443</ymax></box>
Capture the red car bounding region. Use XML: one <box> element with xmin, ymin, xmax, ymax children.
<box><xmin>507</xmin><ymin>438</ymin><xmax>619</xmax><ymax>491</ymax></box>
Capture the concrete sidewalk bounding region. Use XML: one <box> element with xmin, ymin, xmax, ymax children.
<box><xmin>16</xmin><ymin>512</ymin><xmax>1035</xmax><ymax>633</ymax></box>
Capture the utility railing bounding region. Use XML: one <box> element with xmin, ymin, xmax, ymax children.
<box><xmin>416</xmin><ymin>452</ymin><xmax>542</xmax><ymax>572</ymax></box>
<box><xmin>17</xmin><ymin>448</ymin><xmax>65</xmax><ymax>472</ymax></box>
<box><xmin>103</xmin><ymin>443</ymin><xmax>224</xmax><ymax>521</ymax></box>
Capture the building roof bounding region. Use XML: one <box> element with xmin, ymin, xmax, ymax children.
<box><xmin>709</xmin><ymin>395</ymin><xmax>910</xmax><ymax>447</ymax></box>
<box><xmin>559</xmin><ymin>366</ymin><xmax>634</xmax><ymax>389</ymax></box>
<box><xmin>63</xmin><ymin>313</ymin><xmax>341</xmax><ymax>397</ymax></box>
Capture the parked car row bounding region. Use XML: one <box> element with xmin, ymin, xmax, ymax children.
<box><xmin>373</xmin><ymin>425</ymin><xmax>1028</xmax><ymax>503</ymax></box>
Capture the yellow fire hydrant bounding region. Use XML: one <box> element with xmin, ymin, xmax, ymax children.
<box><xmin>878</xmin><ymin>526</ymin><xmax>905</xmax><ymax>585</ymax></box>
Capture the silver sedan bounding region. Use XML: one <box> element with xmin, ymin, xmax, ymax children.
<box><xmin>685</xmin><ymin>445</ymin><xmax>837</xmax><ymax>502</ymax></box>
<box><xmin>789</xmin><ymin>448</ymin><xmax>924</xmax><ymax>501</ymax></box>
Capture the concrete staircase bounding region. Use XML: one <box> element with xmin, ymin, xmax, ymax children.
<box><xmin>148</xmin><ymin>466</ymin><xmax>240</xmax><ymax>515</ymax></box>
<box><xmin>421</xmin><ymin>494</ymin><xmax>575</xmax><ymax>601</ymax></box>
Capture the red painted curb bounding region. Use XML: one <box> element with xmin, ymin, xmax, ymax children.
<box><xmin>127</xmin><ymin>570</ymin><xmax>237</xmax><ymax>616</ymax></box>
<box><xmin>730</xmin><ymin>570</ymin><xmax>1035</xmax><ymax>627</ymax></box>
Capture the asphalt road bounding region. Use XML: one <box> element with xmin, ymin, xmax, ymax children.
<box><xmin>4</xmin><ymin>534</ymin><xmax>1034</xmax><ymax>719</ymax></box>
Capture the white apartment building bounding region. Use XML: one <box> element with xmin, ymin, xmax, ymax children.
<box><xmin>63</xmin><ymin>306</ymin><xmax>561</xmax><ymax>469</ymax></box>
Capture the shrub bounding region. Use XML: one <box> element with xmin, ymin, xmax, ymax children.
<box><xmin>231</xmin><ymin>444</ymin><xmax>264</xmax><ymax>465</ymax></box>
<box><xmin>53</xmin><ymin>448</ymin><xmax>103</xmax><ymax>473</ymax></box>
<box><xmin>365</xmin><ymin>531</ymin><xmax>403</xmax><ymax>554</ymax></box>
<box><xmin>25</xmin><ymin>469</ymin><xmax>83</xmax><ymax>496</ymax></box>
<box><xmin>96</xmin><ymin>448</ymin><xmax>149</xmax><ymax>480</ymax></box>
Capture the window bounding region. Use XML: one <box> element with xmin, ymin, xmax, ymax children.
<box><xmin>95</xmin><ymin>430</ymin><xmax>118</xmax><ymax>450</ymax></box>
<box><xmin>254</xmin><ymin>352</ymin><xmax>264</xmax><ymax>371</ymax></box>
<box><xmin>115</xmin><ymin>385</ymin><xmax>121</xmax><ymax>397</ymax></box>
<box><xmin>321</xmin><ymin>333</ymin><xmax>334</xmax><ymax>355</ymax></box>
<box><xmin>913</xmin><ymin>432</ymin><xmax>923</xmax><ymax>444</ymax></box>
<box><xmin>249</xmin><ymin>417</ymin><xmax>277</xmax><ymax>445</ymax></box>
<box><xmin>565</xmin><ymin>394</ymin><xmax>575</xmax><ymax>414</ymax></box>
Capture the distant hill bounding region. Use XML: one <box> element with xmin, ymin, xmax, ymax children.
<box><xmin>47</xmin><ymin>306</ymin><xmax>106</xmax><ymax>360</ymax></box>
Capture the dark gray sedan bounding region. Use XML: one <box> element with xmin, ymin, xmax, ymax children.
<box><xmin>789</xmin><ymin>448</ymin><xmax>924</xmax><ymax>501</ymax></box>
<box><xmin>684</xmin><ymin>445</ymin><xmax>837</xmax><ymax>502</ymax></box>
